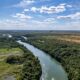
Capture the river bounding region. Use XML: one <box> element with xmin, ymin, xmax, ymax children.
<box><xmin>17</xmin><ymin>40</ymin><xmax>68</xmax><ymax>80</ymax></box>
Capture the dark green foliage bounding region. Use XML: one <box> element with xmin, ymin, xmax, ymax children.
<box><xmin>5</xmin><ymin>55</ymin><xmax>23</xmax><ymax>64</ymax></box>
<box><xmin>17</xmin><ymin>47</ymin><xmax>42</xmax><ymax>80</ymax></box>
<box><xmin>20</xmin><ymin>53</ymin><xmax>42</xmax><ymax>80</ymax></box>
<box><xmin>0</xmin><ymin>37</ymin><xmax>42</xmax><ymax>80</ymax></box>
<box><xmin>0</xmin><ymin>37</ymin><xmax>20</xmax><ymax>49</ymax></box>
<box><xmin>27</xmin><ymin>36</ymin><xmax>80</xmax><ymax>80</ymax></box>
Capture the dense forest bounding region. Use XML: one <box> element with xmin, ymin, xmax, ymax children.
<box><xmin>26</xmin><ymin>35</ymin><xmax>80</xmax><ymax>80</ymax></box>
<box><xmin>0</xmin><ymin>37</ymin><xmax>41</xmax><ymax>80</ymax></box>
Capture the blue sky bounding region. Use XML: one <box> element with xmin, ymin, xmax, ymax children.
<box><xmin>0</xmin><ymin>0</ymin><xmax>80</xmax><ymax>30</ymax></box>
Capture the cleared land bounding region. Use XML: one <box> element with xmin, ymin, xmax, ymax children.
<box><xmin>43</xmin><ymin>35</ymin><xmax>80</xmax><ymax>43</ymax></box>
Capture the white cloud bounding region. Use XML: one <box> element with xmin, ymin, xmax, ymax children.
<box><xmin>13</xmin><ymin>0</ymin><xmax>35</xmax><ymax>8</ymax></box>
<box><xmin>0</xmin><ymin>17</ymin><xmax>80</xmax><ymax>30</ymax></box>
<box><xmin>0</xmin><ymin>19</ymin><xmax>23</xmax><ymax>30</ymax></box>
<box><xmin>30</xmin><ymin>3</ymin><xmax>72</xmax><ymax>14</ymax></box>
<box><xmin>57</xmin><ymin>12</ymin><xmax>80</xmax><ymax>19</ymax></box>
<box><xmin>55</xmin><ymin>21</ymin><xmax>80</xmax><ymax>30</ymax></box>
<box><xmin>12</xmin><ymin>13</ymin><xmax>32</xmax><ymax>21</ymax></box>
<box><xmin>0</xmin><ymin>17</ymin><xmax>56</xmax><ymax>30</ymax></box>
<box><xmin>24</xmin><ymin>9</ymin><xmax>29</xmax><ymax>12</ymax></box>
<box><xmin>66</xmin><ymin>5</ymin><xmax>72</xmax><ymax>8</ymax></box>
<box><xmin>31</xmin><ymin>7</ymin><xmax>38</xmax><ymax>12</ymax></box>
<box><xmin>43</xmin><ymin>18</ymin><xmax>55</xmax><ymax>23</ymax></box>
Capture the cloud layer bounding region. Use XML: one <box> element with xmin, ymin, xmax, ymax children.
<box><xmin>13</xmin><ymin>0</ymin><xmax>35</xmax><ymax>8</ymax></box>
<box><xmin>0</xmin><ymin>0</ymin><xmax>80</xmax><ymax>30</ymax></box>
<box><xmin>57</xmin><ymin>12</ymin><xmax>80</xmax><ymax>20</ymax></box>
<box><xmin>29</xmin><ymin>3</ymin><xmax>71</xmax><ymax>14</ymax></box>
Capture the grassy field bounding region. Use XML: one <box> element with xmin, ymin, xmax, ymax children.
<box><xmin>0</xmin><ymin>48</ymin><xmax>23</xmax><ymax>61</ymax></box>
<box><xmin>0</xmin><ymin>37</ymin><xmax>41</xmax><ymax>80</ymax></box>
<box><xmin>43</xmin><ymin>35</ymin><xmax>80</xmax><ymax>43</ymax></box>
<box><xmin>0</xmin><ymin>47</ymin><xmax>23</xmax><ymax>80</ymax></box>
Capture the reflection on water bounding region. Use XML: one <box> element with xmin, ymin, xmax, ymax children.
<box><xmin>18</xmin><ymin>40</ymin><xmax>68</xmax><ymax>80</ymax></box>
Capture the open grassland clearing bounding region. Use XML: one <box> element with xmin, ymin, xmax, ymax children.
<box><xmin>43</xmin><ymin>35</ymin><xmax>80</xmax><ymax>44</ymax></box>
<box><xmin>0</xmin><ymin>48</ymin><xmax>23</xmax><ymax>61</ymax></box>
<box><xmin>0</xmin><ymin>37</ymin><xmax>41</xmax><ymax>80</ymax></box>
<box><xmin>0</xmin><ymin>47</ymin><xmax>23</xmax><ymax>80</ymax></box>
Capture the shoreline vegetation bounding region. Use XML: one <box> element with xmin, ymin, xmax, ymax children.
<box><xmin>25</xmin><ymin>34</ymin><xmax>80</xmax><ymax>80</ymax></box>
<box><xmin>0</xmin><ymin>37</ymin><xmax>42</xmax><ymax>80</ymax></box>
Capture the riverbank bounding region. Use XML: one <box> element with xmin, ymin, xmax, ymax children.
<box><xmin>26</xmin><ymin>36</ymin><xmax>80</xmax><ymax>80</ymax></box>
<box><xmin>18</xmin><ymin>40</ymin><xmax>68</xmax><ymax>80</ymax></box>
<box><xmin>0</xmin><ymin>37</ymin><xmax>42</xmax><ymax>80</ymax></box>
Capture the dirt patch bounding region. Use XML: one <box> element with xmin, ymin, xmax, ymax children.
<box><xmin>3</xmin><ymin>75</ymin><xmax>16</xmax><ymax>80</ymax></box>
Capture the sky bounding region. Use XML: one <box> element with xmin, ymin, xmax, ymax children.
<box><xmin>0</xmin><ymin>0</ymin><xmax>80</xmax><ymax>30</ymax></box>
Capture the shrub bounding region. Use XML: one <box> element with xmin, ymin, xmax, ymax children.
<box><xmin>5</xmin><ymin>55</ymin><xmax>23</xmax><ymax>64</ymax></box>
